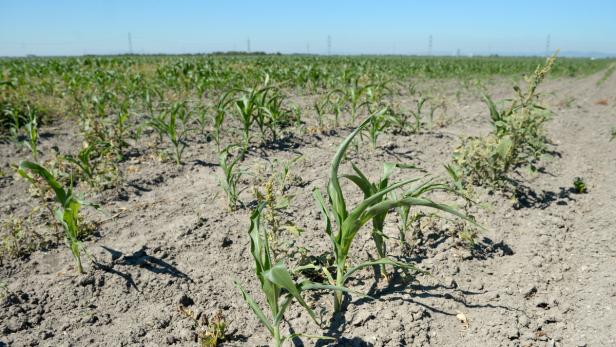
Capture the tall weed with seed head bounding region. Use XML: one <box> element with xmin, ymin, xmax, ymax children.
<box><xmin>452</xmin><ymin>54</ymin><xmax>557</xmax><ymax>187</ymax></box>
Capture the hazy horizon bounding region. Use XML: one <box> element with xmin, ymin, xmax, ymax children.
<box><xmin>1</xmin><ymin>0</ymin><xmax>615</xmax><ymax>57</ymax></box>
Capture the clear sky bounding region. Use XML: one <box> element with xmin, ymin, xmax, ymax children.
<box><xmin>1</xmin><ymin>0</ymin><xmax>615</xmax><ymax>57</ymax></box>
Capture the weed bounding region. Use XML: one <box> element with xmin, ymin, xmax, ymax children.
<box><xmin>452</xmin><ymin>54</ymin><xmax>557</xmax><ymax>188</ymax></box>
<box><xmin>178</xmin><ymin>306</ymin><xmax>229</xmax><ymax>347</ymax></box>
<box><xmin>573</xmin><ymin>177</ymin><xmax>587</xmax><ymax>194</ymax></box>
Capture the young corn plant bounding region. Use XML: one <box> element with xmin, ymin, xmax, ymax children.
<box><xmin>18</xmin><ymin>161</ymin><xmax>98</xmax><ymax>274</ymax></box>
<box><xmin>147</xmin><ymin>102</ymin><xmax>193</xmax><ymax>165</ymax></box>
<box><xmin>64</xmin><ymin>145</ymin><xmax>96</xmax><ymax>186</ymax></box>
<box><xmin>342</xmin><ymin>162</ymin><xmax>416</xmax><ymax>277</ymax></box>
<box><xmin>410</xmin><ymin>96</ymin><xmax>429</xmax><ymax>133</ymax></box>
<box><xmin>234</xmin><ymin>76</ymin><xmax>276</xmax><ymax>150</ymax></box>
<box><xmin>313</xmin><ymin>115</ymin><xmax>474</xmax><ymax>311</ymax></box>
<box><xmin>218</xmin><ymin>145</ymin><xmax>245</xmax><ymax>210</ymax></box>
<box><xmin>211</xmin><ymin>90</ymin><xmax>235</xmax><ymax>150</ymax></box>
<box><xmin>23</xmin><ymin>107</ymin><xmax>39</xmax><ymax>161</ymax></box>
<box><xmin>236</xmin><ymin>206</ymin><xmax>350</xmax><ymax>347</ymax></box>
<box><xmin>345</xmin><ymin>79</ymin><xmax>371</xmax><ymax>125</ymax></box>
<box><xmin>361</xmin><ymin>107</ymin><xmax>388</xmax><ymax>149</ymax></box>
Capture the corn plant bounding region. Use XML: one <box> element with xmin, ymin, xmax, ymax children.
<box><xmin>218</xmin><ymin>145</ymin><xmax>245</xmax><ymax>210</ymax></box>
<box><xmin>23</xmin><ymin>107</ymin><xmax>39</xmax><ymax>161</ymax></box>
<box><xmin>313</xmin><ymin>98</ymin><xmax>328</xmax><ymax>129</ymax></box>
<box><xmin>313</xmin><ymin>115</ymin><xmax>474</xmax><ymax>311</ymax></box>
<box><xmin>195</xmin><ymin>104</ymin><xmax>209</xmax><ymax>136</ymax></box>
<box><xmin>111</xmin><ymin>102</ymin><xmax>131</xmax><ymax>159</ymax></box>
<box><xmin>410</xmin><ymin>96</ymin><xmax>429</xmax><ymax>133</ymax></box>
<box><xmin>18</xmin><ymin>161</ymin><xmax>98</xmax><ymax>274</ymax></box>
<box><xmin>361</xmin><ymin>107</ymin><xmax>388</xmax><ymax>149</ymax></box>
<box><xmin>236</xmin><ymin>205</ymin><xmax>350</xmax><ymax>347</ymax></box>
<box><xmin>64</xmin><ymin>146</ymin><xmax>96</xmax><ymax>186</ymax></box>
<box><xmin>147</xmin><ymin>102</ymin><xmax>193</xmax><ymax>165</ymax></box>
<box><xmin>234</xmin><ymin>76</ymin><xmax>276</xmax><ymax>149</ymax></box>
<box><xmin>211</xmin><ymin>91</ymin><xmax>235</xmax><ymax>150</ymax></box>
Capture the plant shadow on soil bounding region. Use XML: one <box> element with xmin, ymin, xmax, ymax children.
<box><xmin>309</xmin><ymin>234</ymin><xmax>516</xmax><ymax>346</ymax></box>
<box><xmin>93</xmin><ymin>245</ymin><xmax>192</xmax><ymax>291</ymax></box>
<box><xmin>511</xmin><ymin>181</ymin><xmax>576</xmax><ymax>209</ymax></box>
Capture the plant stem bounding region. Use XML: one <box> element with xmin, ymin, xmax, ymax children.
<box><xmin>273</xmin><ymin>325</ymin><xmax>282</xmax><ymax>347</ymax></box>
<box><xmin>334</xmin><ymin>260</ymin><xmax>345</xmax><ymax>311</ymax></box>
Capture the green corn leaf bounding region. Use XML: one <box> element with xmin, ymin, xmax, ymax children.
<box><xmin>343</xmin><ymin>257</ymin><xmax>425</xmax><ymax>282</ymax></box>
<box><xmin>263</xmin><ymin>263</ymin><xmax>319</xmax><ymax>325</ymax></box>
<box><xmin>235</xmin><ymin>282</ymin><xmax>274</xmax><ymax>335</ymax></box>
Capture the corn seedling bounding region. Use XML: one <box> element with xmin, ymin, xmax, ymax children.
<box><xmin>23</xmin><ymin>107</ymin><xmax>39</xmax><ymax>161</ymax></box>
<box><xmin>236</xmin><ymin>205</ymin><xmax>350</xmax><ymax>347</ymax></box>
<box><xmin>195</xmin><ymin>104</ymin><xmax>209</xmax><ymax>136</ymax></box>
<box><xmin>361</xmin><ymin>107</ymin><xmax>389</xmax><ymax>149</ymax></box>
<box><xmin>211</xmin><ymin>91</ymin><xmax>235</xmax><ymax>150</ymax></box>
<box><xmin>410</xmin><ymin>96</ymin><xmax>429</xmax><ymax>133</ymax></box>
<box><xmin>314</xmin><ymin>114</ymin><xmax>475</xmax><ymax>311</ymax></box>
<box><xmin>218</xmin><ymin>145</ymin><xmax>245</xmax><ymax>210</ymax></box>
<box><xmin>18</xmin><ymin>161</ymin><xmax>98</xmax><ymax>273</ymax></box>
<box><xmin>344</xmin><ymin>79</ymin><xmax>372</xmax><ymax>125</ymax></box>
<box><xmin>147</xmin><ymin>101</ymin><xmax>193</xmax><ymax>165</ymax></box>
<box><xmin>64</xmin><ymin>145</ymin><xmax>96</xmax><ymax>186</ymax></box>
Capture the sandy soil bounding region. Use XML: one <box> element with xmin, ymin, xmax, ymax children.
<box><xmin>1</xmin><ymin>71</ymin><xmax>615</xmax><ymax>347</ymax></box>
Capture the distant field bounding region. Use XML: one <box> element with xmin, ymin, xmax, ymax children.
<box><xmin>1</xmin><ymin>54</ymin><xmax>615</xmax><ymax>347</ymax></box>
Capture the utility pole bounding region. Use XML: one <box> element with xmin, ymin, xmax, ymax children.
<box><xmin>545</xmin><ymin>34</ymin><xmax>551</xmax><ymax>56</ymax></box>
<box><xmin>128</xmin><ymin>32</ymin><xmax>133</xmax><ymax>54</ymax></box>
<box><xmin>327</xmin><ymin>35</ymin><xmax>332</xmax><ymax>55</ymax></box>
<box><xmin>428</xmin><ymin>34</ymin><xmax>433</xmax><ymax>56</ymax></box>
<box><xmin>247</xmin><ymin>38</ymin><xmax>251</xmax><ymax>53</ymax></box>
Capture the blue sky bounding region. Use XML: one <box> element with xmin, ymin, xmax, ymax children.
<box><xmin>1</xmin><ymin>0</ymin><xmax>615</xmax><ymax>56</ymax></box>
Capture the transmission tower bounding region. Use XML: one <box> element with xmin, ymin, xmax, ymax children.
<box><xmin>247</xmin><ymin>38</ymin><xmax>251</xmax><ymax>52</ymax></box>
<box><xmin>327</xmin><ymin>35</ymin><xmax>332</xmax><ymax>55</ymax></box>
<box><xmin>128</xmin><ymin>33</ymin><xmax>133</xmax><ymax>54</ymax></box>
<box><xmin>545</xmin><ymin>34</ymin><xmax>551</xmax><ymax>56</ymax></box>
<box><xmin>428</xmin><ymin>34</ymin><xmax>433</xmax><ymax>56</ymax></box>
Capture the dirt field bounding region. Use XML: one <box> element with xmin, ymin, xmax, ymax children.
<box><xmin>1</xmin><ymin>67</ymin><xmax>615</xmax><ymax>347</ymax></box>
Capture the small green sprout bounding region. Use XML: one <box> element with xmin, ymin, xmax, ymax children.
<box><xmin>573</xmin><ymin>177</ymin><xmax>587</xmax><ymax>194</ymax></box>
